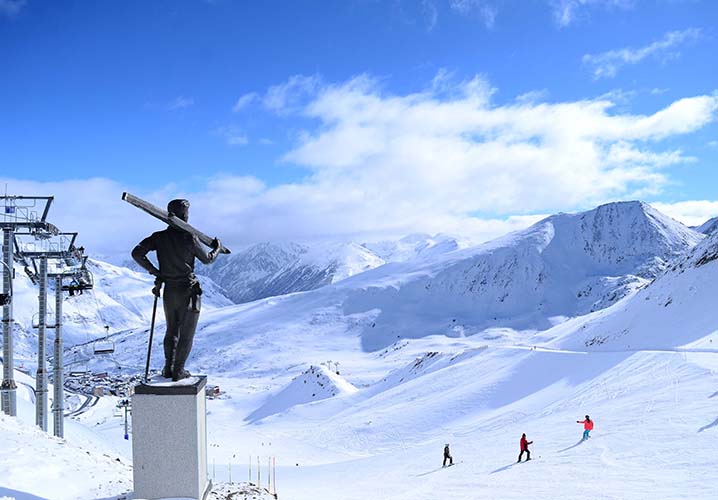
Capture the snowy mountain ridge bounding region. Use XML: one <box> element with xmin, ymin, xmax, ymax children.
<box><xmin>362</xmin><ymin>233</ymin><xmax>470</xmax><ymax>263</ymax></box>
<box><xmin>694</xmin><ymin>215</ymin><xmax>718</xmax><ymax>235</ymax></box>
<box><xmin>100</xmin><ymin>200</ymin><xmax>704</xmax><ymax>375</ymax></box>
<box><xmin>198</xmin><ymin>240</ymin><xmax>386</xmax><ymax>304</ymax></box>
<box><xmin>342</xmin><ymin>200</ymin><xmax>702</xmax><ymax>350</ymax></box>
<box><xmin>3</xmin><ymin>199</ymin><xmax>717</xmax><ymax>500</ymax></box>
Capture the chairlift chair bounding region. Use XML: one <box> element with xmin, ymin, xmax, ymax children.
<box><xmin>93</xmin><ymin>325</ymin><xmax>115</xmax><ymax>355</ymax></box>
<box><xmin>61</xmin><ymin>269</ymin><xmax>94</xmax><ymax>294</ymax></box>
<box><xmin>31</xmin><ymin>311</ymin><xmax>56</xmax><ymax>329</ymax></box>
<box><xmin>23</xmin><ymin>265</ymin><xmax>38</xmax><ymax>285</ymax></box>
<box><xmin>76</xmin><ymin>268</ymin><xmax>94</xmax><ymax>290</ymax></box>
<box><xmin>93</xmin><ymin>340</ymin><xmax>115</xmax><ymax>355</ymax></box>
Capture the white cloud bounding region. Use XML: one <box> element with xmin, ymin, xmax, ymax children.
<box><xmin>167</xmin><ymin>96</ymin><xmax>194</xmax><ymax>110</ymax></box>
<box><xmin>0</xmin><ymin>177</ymin><xmax>161</xmax><ymax>258</ymax></box>
<box><xmin>283</xmin><ymin>73</ymin><xmax>715</xmax><ymax>223</ymax></box>
<box><xmin>583</xmin><ymin>28</ymin><xmax>702</xmax><ymax>79</ymax></box>
<box><xmin>263</xmin><ymin>74</ymin><xmax>321</xmax><ymax>114</ymax></box>
<box><xmin>0</xmin><ymin>175</ymin><xmax>543</xmax><ymax>258</ymax></box>
<box><xmin>4</xmin><ymin>74</ymin><xmax>716</xmax><ymax>258</ymax></box>
<box><xmin>651</xmin><ymin>200</ymin><xmax>718</xmax><ymax>227</ymax></box>
<box><xmin>421</xmin><ymin>0</ymin><xmax>438</xmax><ymax>31</ymax></box>
<box><xmin>215</xmin><ymin>126</ymin><xmax>249</xmax><ymax>146</ymax></box>
<box><xmin>226</xmin><ymin>135</ymin><xmax>248</xmax><ymax>146</ymax></box>
<box><xmin>515</xmin><ymin>89</ymin><xmax>550</xmax><ymax>104</ymax></box>
<box><xmin>232</xmin><ymin>92</ymin><xmax>258</xmax><ymax>112</ymax></box>
<box><xmin>231</xmin><ymin>75</ymin><xmax>320</xmax><ymax>115</ymax></box>
<box><xmin>551</xmin><ymin>0</ymin><xmax>635</xmax><ymax>27</ymax></box>
<box><xmin>595</xmin><ymin>88</ymin><xmax>637</xmax><ymax>105</ymax></box>
<box><xmin>708</xmin><ymin>140</ymin><xmax>718</xmax><ymax>148</ymax></box>
<box><xmin>650</xmin><ymin>88</ymin><xmax>669</xmax><ymax>96</ymax></box>
<box><xmin>450</xmin><ymin>0</ymin><xmax>497</xmax><ymax>28</ymax></box>
<box><xmin>0</xmin><ymin>0</ymin><xmax>25</xmax><ymax>18</ymax></box>
<box><xmin>605</xmin><ymin>141</ymin><xmax>694</xmax><ymax>169</ymax></box>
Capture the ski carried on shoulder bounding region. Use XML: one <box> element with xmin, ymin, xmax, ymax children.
<box><xmin>121</xmin><ymin>192</ymin><xmax>232</xmax><ymax>254</ymax></box>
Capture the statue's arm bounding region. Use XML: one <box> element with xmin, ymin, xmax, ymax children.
<box><xmin>194</xmin><ymin>236</ymin><xmax>221</xmax><ymax>265</ymax></box>
<box><xmin>131</xmin><ymin>236</ymin><xmax>161</xmax><ymax>277</ymax></box>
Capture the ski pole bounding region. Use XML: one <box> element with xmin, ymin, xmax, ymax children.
<box><xmin>143</xmin><ymin>286</ymin><xmax>160</xmax><ymax>383</ymax></box>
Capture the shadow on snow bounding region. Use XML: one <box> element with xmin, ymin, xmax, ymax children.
<box><xmin>558</xmin><ymin>438</ymin><xmax>587</xmax><ymax>453</ymax></box>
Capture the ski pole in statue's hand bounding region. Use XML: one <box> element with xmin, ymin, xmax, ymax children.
<box><xmin>121</xmin><ymin>192</ymin><xmax>232</xmax><ymax>254</ymax></box>
<box><xmin>144</xmin><ymin>290</ymin><xmax>160</xmax><ymax>384</ymax></box>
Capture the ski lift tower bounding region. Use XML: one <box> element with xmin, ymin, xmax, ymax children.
<box><xmin>1</xmin><ymin>195</ymin><xmax>57</xmax><ymax>418</ymax></box>
<box><xmin>23</xmin><ymin>232</ymin><xmax>90</xmax><ymax>437</ymax></box>
<box><xmin>19</xmin><ymin>231</ymin><xmax>83</xmax><ymax>436</ymax></box>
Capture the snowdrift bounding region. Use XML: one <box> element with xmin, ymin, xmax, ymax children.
<box><xmin>247</xmin><ymin>364</ymin><xmax>358</xmax><ymax>422</ymax></box>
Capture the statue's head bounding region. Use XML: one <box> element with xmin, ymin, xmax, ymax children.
<box><xmin>167</xmin><ymin>199</ymin><xmax>190</xmax><ymax>222</ymax></box>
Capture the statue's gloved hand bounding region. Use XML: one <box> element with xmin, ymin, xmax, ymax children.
<box><xmin>207</xmin><ymin>237</ymin><xmax>221</xmax><ymax>261</ymax></box>
<box><xmin>151</xmin><ymin>276</ymin><xmax>163</xmax><ymax>297</ymax></box>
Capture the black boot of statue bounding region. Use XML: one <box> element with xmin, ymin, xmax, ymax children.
<box><xmin>172</xmin><ymin>367</ymin><xmax>191</xmax><ymax>381</ymax></box>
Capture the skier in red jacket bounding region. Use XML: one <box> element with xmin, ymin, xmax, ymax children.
<box><xmin>577</xmin><ymin>415</ymin><xmax>594</xmax><ymax>440</ymax></box>
<box><xmin>518</xmin><ymin>433</ymin><xmax>533</xmax><ymax>462</ymax></box>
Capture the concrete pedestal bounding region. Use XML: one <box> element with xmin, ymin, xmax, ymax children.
<box><xmin>132</xmin><ymin>376</ymin><xmax>211</xmax><ymax>500</ymax></box>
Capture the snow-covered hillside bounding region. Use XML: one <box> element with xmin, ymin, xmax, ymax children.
<box><xmin>105</xmin><ymin>201</ymin><xmax>703</xmax><ymax>371</ymax></box>
<box><xmin>246</xmin><ymin>364</ymin><xmax>358</xmax><ymax>422</ymax></box>
<box><xmin>199</xmin><ymin>241</ymin><xmax>385</xmax><ymax>303</ymax></box>
<box><xmin>3</xmin><ymin>200</ymin><xmax>716</xmax><ymax>500</ymax></box>
<box><xmin>8</xmin><ymin>257</ymin><xmax>232</xmax><ymax>368</ymax></box>
<box><xmin>346</xmin><ymin>200</ymin><xmax>702</xmax><ymax>350</ymax></box>
<box><xmin>199</xmin><ymin>235</ymin><xmax>470</xmax><ymax>305</ymax></box>
<box><xmin>694</xmin><ymin>216</ymin><xmax>718</xmax><ymax>235</ymax></box>
<box><xmin>362</xmin><ymin>233</ymin><xmax>470</xmax><ymax>263</ymax></box>
<box><xmin>83</xmin><ymin>201</ymin><xmax>717</xmax><ymax>500</ymax></box>
<box><xmin>0</xmin><ymin>363</ymin><xmax>132</xmax><ymax>499</ymax></box>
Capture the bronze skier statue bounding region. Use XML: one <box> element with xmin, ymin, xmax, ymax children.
<box><xmin>130</xmin><ymin>198</ymin><xmax>224</xmax><ymax>381</ymax></box>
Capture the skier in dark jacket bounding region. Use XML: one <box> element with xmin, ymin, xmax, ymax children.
<box><xmin>518</xmin><ymin>433</ymin><xmax>533</xmax><ymax>462</ymax></box>
<box><xmin>443</xmin><ymin>443</ymin><xmax>453</xmax><ymax>467</ymax></box>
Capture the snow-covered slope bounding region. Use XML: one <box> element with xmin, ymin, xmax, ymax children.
<box><xmin>102</xmin><ymin>203</ymin><xmax>714</xmax><ymax>500</ymax></box>
<box><xmin>694</xmin><ymin>215</ymin><xmax>718</xmax><ymax>235</ymax></box>
<box><xmin>556</xmin><ymin>225</ymin><xmax>718</xmax><ymax>353</ymax></box>
<box><xmin>199</xmin><ymin>241</ymin><xmax>385</xmax><ymax>303</ymax></box>
<box><xmin>107</xmin><ymin>201</ymin><xmax>703</xmax><ymax>369</ymax></box>
<box><xmin>347</xmin><ymin>200</ymin><xmax>702</xmax><ymax>350</ymax></box>
<box><xmin>8</xmin><ymin>257</ymin><xmax>232</xmax><ymax>367</ymax></box>
<box><xmin>0</xmin><ymin>412</ymin><xmax>132</xmax><ymax>500</ymax></box>
<box><xmin>247</xmin><ymin>364</ymin><xmax>357</xmax><ymax>422</ymax></box>
<box><xmin>362</xmin><ymin>233</ymin><xmax>469</xmax><ymax>263</ymax></box>
<box><xmin>0</xmin><ymin>363</ymin><xmax>132</xmax><ymax>500</ymax></box>
<box><xmin>3</xmin><ymin>201</ymin><xmax>717</xmax><ymax>500</ymax></box>
<box><xmin>211</xmin><ymin>216</ymin><xmax>716</xmax><ymax>500</ymax></box>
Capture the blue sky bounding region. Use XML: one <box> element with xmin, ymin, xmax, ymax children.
<box><xmin>1</xmin><ymin>0</ymin><xmax>717</xmax><ymax>253</ymax></box>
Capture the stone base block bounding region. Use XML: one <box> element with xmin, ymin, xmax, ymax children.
<box><xmin>132</xmin><ymin>375</ymin><xmax>211</xmax><ymax>500</ymax></box>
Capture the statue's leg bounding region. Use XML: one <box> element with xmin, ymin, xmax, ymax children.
<box><xmin>173</xmin><ymin>301</ymin><xmax>200</xmax><ymax>379</ymax></box>
<box><xmin>162</xmin><ymin>287</ymin><xmax>183</xmax><ymax>375</ymax></box>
